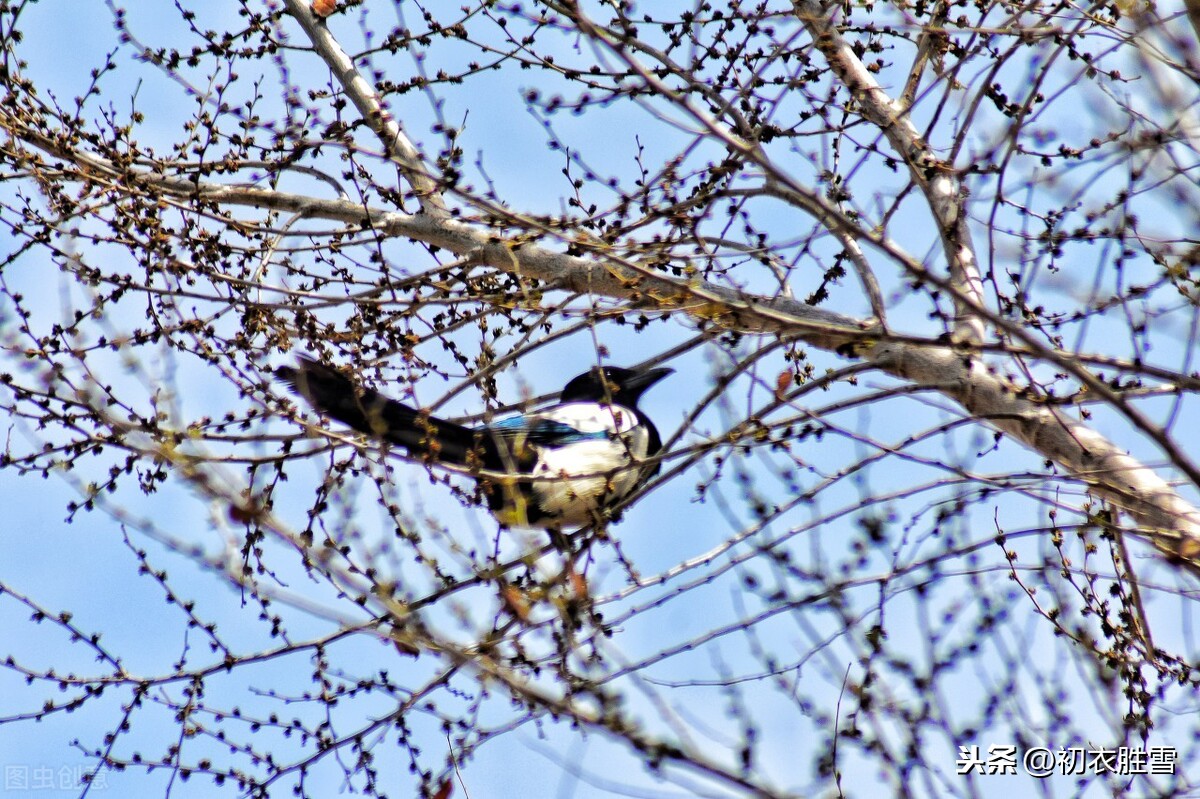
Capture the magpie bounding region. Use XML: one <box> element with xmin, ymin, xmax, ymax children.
<box><xmin>276</xmin><ymin>357</ymin><xmax>672</xmax><ymax>528</ymax></box>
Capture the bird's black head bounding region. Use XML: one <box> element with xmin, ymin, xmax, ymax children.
<box><xmin>559</xmin><ymin>364</ymin><xmax>673</xmax><ymax>408</ymax></box>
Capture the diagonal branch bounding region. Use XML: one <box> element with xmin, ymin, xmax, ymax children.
<box><xmin>793</xmin><ymin>0</ymin><xmax>987</xmax><ymax>347</ymax></box>
<box><xmin>281</xmin><ymin>0</ymin><xmax>448</xmax><ymax>216</ymax></box>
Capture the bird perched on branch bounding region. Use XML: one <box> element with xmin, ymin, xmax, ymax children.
<box><xmin>276</xmin><ymin>357</ymin><xmax>672</xmax><ymax>529</ymax></box>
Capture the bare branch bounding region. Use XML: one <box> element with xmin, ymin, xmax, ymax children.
<box><xmin>282</xmin><ymin>0</ymin><xmax>448</xmax><ymax>215</ymax></box>
<box><xmin>793</xmin><ymin>0</ymin><xmax>987</xmax><ymax>347</ymax></box>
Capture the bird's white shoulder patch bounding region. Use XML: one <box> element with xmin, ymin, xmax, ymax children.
<box><xmin>530</xmin><ymin>402</ymin><xmax>640</xmax><ymax>435</ymax></box>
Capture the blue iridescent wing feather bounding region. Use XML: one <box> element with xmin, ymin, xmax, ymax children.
<box><xmin>484</xmin><ymin>415</ymin><xmax>610</xmax><ymax>447</ymax></box>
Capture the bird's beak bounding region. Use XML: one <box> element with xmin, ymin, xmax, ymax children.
<box><xmin>622</xmin><ymin>366</ymin><xmax>674</xmax><ymax>394</ymax></box>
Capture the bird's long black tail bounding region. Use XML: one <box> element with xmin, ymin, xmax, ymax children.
<box><xmin>276</xmin><ymin>357</ymin><xmax>497</xmax><ymax>468</ymax></box>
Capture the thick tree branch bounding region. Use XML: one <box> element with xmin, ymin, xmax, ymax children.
<box><xmin>10</xmin><ymin>119</ymin><xmax>1197</xmax><ymax>573</ymax></box>
<box><xmin>282</xmin><ymin>0</ymin><xmax>448</xmax><ymax>216</ymax></box>
<box><xmin>793</xmin><ymin>0</ymin><xmax>987</xmax><ymax>347</ymax></box>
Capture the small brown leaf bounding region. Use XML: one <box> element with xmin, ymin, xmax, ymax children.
<box><xmin>567</xmin><ymin>565</ymin><xmax>588</xmax><ymax>598</ymax></box>
<box><xmin>775</xmin><ymin>370</ymin><xmax>791</xmax><ymax>400</ymax></box>
<box><xmin>500</xmin><ymin>584</ymin><xmax>531</xmax><ymax>622</ymax></box>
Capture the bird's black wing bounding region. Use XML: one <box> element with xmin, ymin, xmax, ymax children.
<box><xmin>276</xmin><ymin>357</ymin><xmax>501</xmax><ymax>469</ymax></box>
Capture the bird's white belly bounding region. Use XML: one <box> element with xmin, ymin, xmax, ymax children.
<box><xmin>529</xmin><ymin>427</ymin><xmax>650</xmax><ymax>525</ymax></box>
